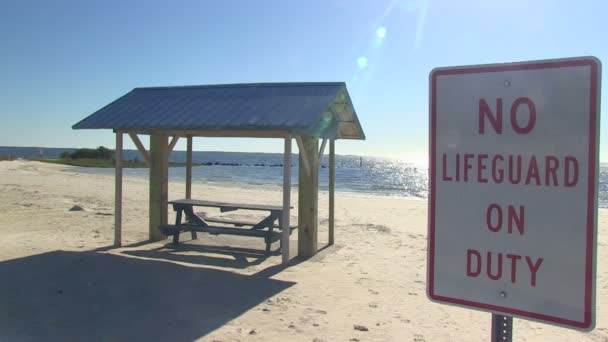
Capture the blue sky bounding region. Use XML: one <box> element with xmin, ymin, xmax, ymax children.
<box><xmin>0</xmin><ymin>0</ymin><xmax>606</xmax><ymax>161</ymax></box>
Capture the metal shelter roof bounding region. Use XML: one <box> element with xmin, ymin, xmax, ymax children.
<box><xmin>73</xmin><ymin>82</ymin><xmax>365</xmax><ymax>140</ymax></box>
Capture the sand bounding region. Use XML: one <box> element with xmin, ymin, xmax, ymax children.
<box><xmin>0</xmin><ymin>159</ymin><xmax>606</xmax><ymax>341</ymax></box>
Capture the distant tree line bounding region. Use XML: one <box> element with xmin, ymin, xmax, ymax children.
<box><xmin>60</xmin><ymin>146</ymin><xmax>114</xmax><ymax>160</ymax></box>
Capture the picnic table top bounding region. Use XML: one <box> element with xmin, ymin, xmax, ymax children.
<box><xmin>169</xmin><ymin>198</ymin><xmax>284</xmax><ymax>212</ymax></box>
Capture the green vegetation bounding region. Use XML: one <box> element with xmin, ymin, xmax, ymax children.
<box><xmin>43</xmin><ymin>146</ymin><xmax>124</xmax><ymax>167</ymax></box>
<box><xmin>61</xmin><ymin>146</ymin><xmax>114</xmax><ymax>160</ymax></box>
<box><xmin>49</xmin><ymin>146</ymin><xmax>130</xmax><ymax>167</ymax></box>
<box><xmin>38</xmin><ymin>158</ymin><xmax>144</xmax><ymax>168</ymax></box>
<box><xmin>2</xmin><ymin>146</ymin><xmax>201</xmax><ymax>168</ymax></box>
<box><xmin>37</xmin><ymin>158</ymin><xmax>197</xmax><ymax>168</ymax></box>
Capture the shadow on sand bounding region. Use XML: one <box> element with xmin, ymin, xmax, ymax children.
<box><xmin>0</xmin><ymin>248</ymin><xmax>295</xmax><ymax>341</ymax></box>
<box><xmin>123</xmin><ymin>243</ymin><xmax>278</xmax><ymax>269</ymax></box>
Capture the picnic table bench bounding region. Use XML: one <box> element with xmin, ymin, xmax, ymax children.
<box><xmin>159</xmin><ymin>199</ymin><xmax>295</xmax><ymax>254</ymax></box>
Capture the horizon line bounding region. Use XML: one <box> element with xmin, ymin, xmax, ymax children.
<box><xmin>1</xmin><ymin>145</ymin><xmax>607</xmax><ymax>164</ymax></box>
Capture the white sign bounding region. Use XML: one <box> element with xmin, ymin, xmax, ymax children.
<box><xmin>427</xmin><ymin>57</ymin><xmax>601</xmax><ymax>331</ymax></box>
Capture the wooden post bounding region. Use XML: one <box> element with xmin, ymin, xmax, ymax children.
<box><xmin>149</xmin><ymin>134</ymin><xmax>168</xmax><ymax>241</ymax></box>
<box><xmin>114</xmin><ymin>131</ymin><xmax>123</xmax><ymax>247</ymax></box>
<box><xmin>281</xmin><ymin>135</ymin><xmax>292</xmax><ymax>264</ymax></box>
<box><xmin>186</xmin><ymin>135</ymin><xmax>193</xmax><ymax>199</ymax></box>
<box><xmin>295</xmin><ymin>136</ymin><xmax>312</xmax><ymax>177</ymax></box>
<box><xmin>328</xmin><ymin>139</ymin><xmax>335</xmax><ymax>246</ymax></box>
<box><xmin>298</xmin><ymin>136</ymin><xmax>319</xmax><ymax>257</ymax></box>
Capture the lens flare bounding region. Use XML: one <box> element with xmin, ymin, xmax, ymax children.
<box><xmin>376</xmin><ymin>27</ymin><xmax>387</xmax><ymax>39</ymax></box>
<box><xmin>357</xmin><ymin>56</ymin><xmax>368</xmax><ymax>68</ymax></box>
<box><xmin>396</xmin><ymin>0</ymin><xmax>421</xmax><ymax>12</ymax></box>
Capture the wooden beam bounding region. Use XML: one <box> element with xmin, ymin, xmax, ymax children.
<box><xmin>127</xmin><ymin>129</ymin><xmax>290</xmax><ymax>139</ymax></box>
<box><xmin>186</xmin><ymin>136</ymin><xmax>193</xmax><ymax>199</ymax></box>
<box><xmin>168</xmin><ymin>136</ymin><xmax>179</xmax><ymax>153</ymax></box>
<box><xmin>281</xmin><ymin>135</ymin><xmax>292</xmax><ymax>264</ymax></box>
<box><xmin>128</xmin><ymin>132</ymin><xmax>150</xmax><ymax>167</ymax></box>
<box><xmin>114</xmin><ymin>132</ymin><xmax>123</xmax><ymax>247</ymax></box>
<box><xmin>295</xmin><ymin>135</ymin><xmax>311</xmax><ymax>177</ymax></box>
<box><xmin>318</xmin><ymin>138</ymin><xmax>328</xmax><ymax>158</ymax></box>
<box><xmin>329</xmin><ymin>139</ymin><xmax>335</xmax><ymax>246</ymax></box>
<box><xmin>298</xmin><ymin>136</ymin><xmax>319</xmax><ymax>257</ymax></box>
<box><xmin>149</xmin><ymin>134</ymin><xmax>168</xmax><ymax>241</ymax></box>
<box><xmin>317</xmin><ymin>138</ymin><xmax>327</xmax><ymax>170</ymax></box>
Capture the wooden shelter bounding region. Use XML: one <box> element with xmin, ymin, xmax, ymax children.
<box><xmin>73</xmin><ymin>82</ymin><xmax>365</xmax><ymax>263</ymax></box>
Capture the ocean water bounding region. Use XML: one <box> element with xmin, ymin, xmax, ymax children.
<box><xmin>1</xmin><ymin>146</ymin><xmax>606</xmax><ymax>207</ymax></box>
<box><xmin>76</xmin><ymin>152</ymin><xmax>429</xmax><ymax>199</ymax></box>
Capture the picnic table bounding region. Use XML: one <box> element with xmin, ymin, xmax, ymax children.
<box><xmin>160</xmin><ymin>199</ymin><xmax>295</xmax><ymax>254</ymax></box>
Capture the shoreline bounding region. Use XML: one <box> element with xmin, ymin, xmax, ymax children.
<box><xmin>68</xmin><ymin>163</ymin><xmax>430</xmax><ymax>201</ymax></box>
<box><xmin>0</xmin><ymin>159</ymin><xmax>606</xmax><ymax>341</ymax></box>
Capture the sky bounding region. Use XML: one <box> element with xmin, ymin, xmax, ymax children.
<box><xmin>0</xmin><ymin>0</ymin><xmax>606</xmax><ymax>162</ymax></box>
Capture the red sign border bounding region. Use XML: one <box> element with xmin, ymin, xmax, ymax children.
<box><xmin>428</xmin><ymin>57</ymin><xmax>600</xmax><ymax>330</ymax></box>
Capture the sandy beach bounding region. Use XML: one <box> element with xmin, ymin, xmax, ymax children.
<box><xmin>0</xmin><ymin>159</ymin><xmax>606</xmax><ymax>342</ymax></box>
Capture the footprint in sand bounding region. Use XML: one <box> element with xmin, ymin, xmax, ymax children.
<box><xmin>356</xmin><ymin>277</ymin><xmax>370</xmax><ymax>285</ymax></box>
<box><xmin>413</xmin><ymin>333</ymin><xmax>426</xmax><ymax>341</ymax></box>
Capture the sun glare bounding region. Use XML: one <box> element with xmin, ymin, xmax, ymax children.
<box><xmin>376</xmin><ymin>27</ymin><xmax>387</xmax><ymax>39</ymax></box>
<box><xmin>357</xmin><ymin>56</ymin><xmax>368</xmax><ymax>68</ymax></box>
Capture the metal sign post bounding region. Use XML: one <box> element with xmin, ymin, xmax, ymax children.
<box><xmin>491</xmin><ymin>314</ymin><xmax>513</xmax><ymax>342</ymax></box>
